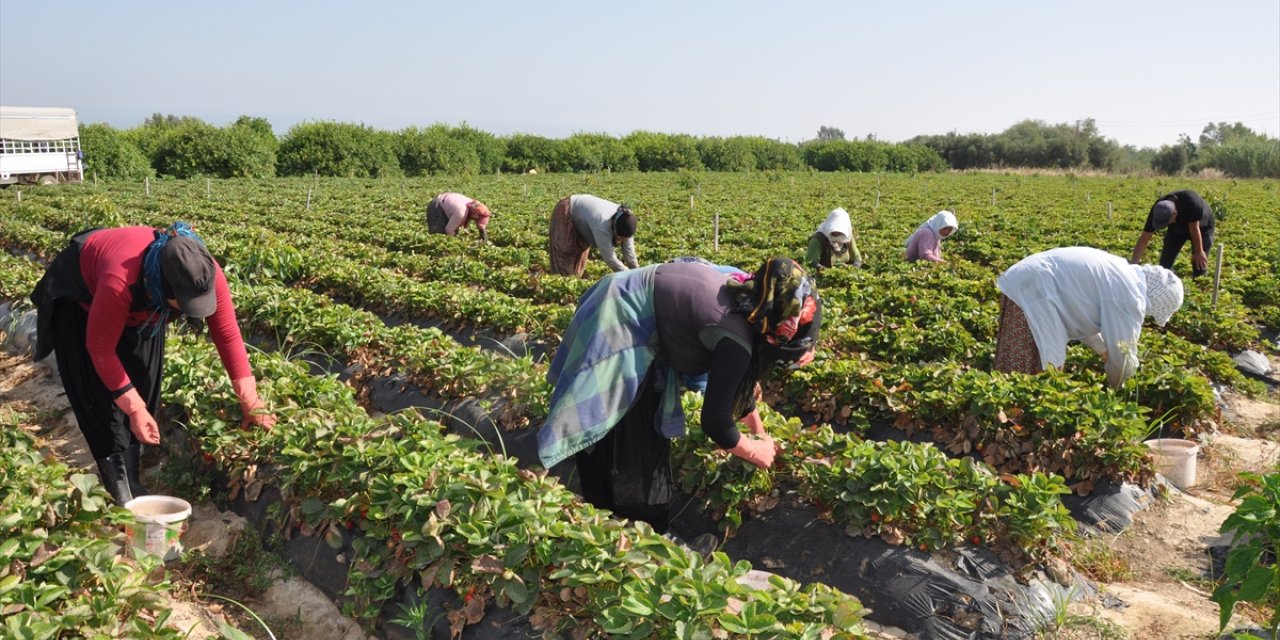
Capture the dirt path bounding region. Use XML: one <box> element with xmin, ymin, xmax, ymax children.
<box><xmin>1061</xmin><ymin>388</ymin><xmax>1280</xmax><ymax>639</ymax></box>
<box><xmin>0</xmin><ymin>351</ymin><xmax>368</xmax><ymax>640</ymax></box>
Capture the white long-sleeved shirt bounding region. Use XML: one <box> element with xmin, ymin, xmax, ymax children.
<box><xmin>996</xmin><ymin>247</ymin><xmax>1148</xmax><ymax>387</ymax></box>
<box><xmin>569</xmin><ymin>194</ymin><xmax>639</xmax><ymax>272</ymax></box>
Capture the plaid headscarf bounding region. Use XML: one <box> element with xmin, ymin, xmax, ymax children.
<box><xmin>729</xmin><ymin>258</ymin><xmax>817</xmax><ymax>340</ymax></box>
<box><xmin>726</xmin><ymin>257</ymin><xmax>822</xmax><ymax>417</ymax></box>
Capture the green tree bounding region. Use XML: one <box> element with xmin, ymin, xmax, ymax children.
<box><xmin>398</xmin><ymin>125</ymin><xmax>481</xmax><ymax>176</ymax></box>
<box><xmin>221</xmin><ymin>116</ymin><xmax>278</xmax><ymax>178</ymax></box>
<box><xmin>78</xmin><ymin>123</ymin><xmax>153</xmax><ymax>180</ymax></box>
<box><xmin>624</xmin><ymin>131</ymin><xmax>703</xmax><ymax>171</ymax></box>
<box><xmin>816</xmin><ymin>126</ymin><xmax>845</xmax><ymax>141</ymax></box>
<box><xmin>277</xmin><ymin>121</ymin><xmax>400</xmax><ymax>177</ymax></box>
<box><xmin>697</xmin><ymin>137</ymin><xmax>756</xmax><ymax>172</ymax></box>
<box><xmin>501</xmin><ymin>134</ymin><xmax>560</xmax><ymax>173</ymax></box>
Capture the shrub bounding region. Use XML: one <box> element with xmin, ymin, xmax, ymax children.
<box><xmin>277</xmin><ymin>121</ymin><xmax>401</xmax><ymax>177</ymax></box>
<box><xmin>79</xmin><ymin>123</ymin><xmax>153</xmax><ymax>180</ymax></box>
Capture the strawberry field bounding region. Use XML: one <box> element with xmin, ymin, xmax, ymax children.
<box><xmin>1</xmin><ymin>171</ymin><xmax>1278</xmax><ymax>638</ymax></box>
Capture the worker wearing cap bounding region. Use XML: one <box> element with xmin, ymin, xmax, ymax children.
<box><xmin>426</xmin><ymin>192</ymin><xmax>491</xmax><ymax>242</ymax></box>
<box><xmin>30</xmin><ymin>222</ymin><xmax>276</xmax><ymax>505</ymax></box>
<box><xmin>548</xmin><ymin>194</ymin><xmax>640</xmax><ymax>276</ymax></box>
<box><xmin>1130</xmin><ymin>189</ymin><xmax>1216</xmax><ymax>276</ymax></box>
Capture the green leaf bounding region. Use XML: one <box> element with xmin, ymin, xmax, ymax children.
<box><xmin>503</xmin><ymin>578</ymin><xmax>529</xmax><ymax>604</ymax></box>
<box><xmin>1236</xmin><ymin>566</ymin><xmax>1274</xmax><ymax>602</ymax></box>
<box><xmin>1224</xmin><ymin>545</ymin><xmax>1263</xmax><ymax>581</ymax></box>
<box><xmin>217</xmin><ymin>621</ymin><xmax>255</xmax><ymax>640</ymax></box>
<box><xmin>1212</xmin><ymin>582</ymin><xmax>1238</xmax><ymax>632</ymax></box>
<box><xmin>620</xmin><ymin>595</ymin><xmax>654</xmax><ymax>616</ymax></box>
<box><xmin>68</xmin><ymin>473</ymin><xmax>99</xmax><ymax>497</ymax></box>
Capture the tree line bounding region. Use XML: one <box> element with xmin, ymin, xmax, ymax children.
<box><xmin>77</xmin><ymin>115</ymin><xmax>1278</xmax><ymax>180</ymax></box>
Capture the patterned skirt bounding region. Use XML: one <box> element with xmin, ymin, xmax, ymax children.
<box><xmin>993</xmin><ymin>294</ymin><xmax>1043</xmax><ymax>375</ymax></box>
<box><xmin>548</xmin><ymin>197</ymin><xmax>590</xmax><ymax>276</ymax></box>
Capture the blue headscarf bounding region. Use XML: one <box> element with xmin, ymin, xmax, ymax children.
<box><xmin>140</xmin><ymin>221</ymin><xmax>207</xmax><ymax>332</ymax></box>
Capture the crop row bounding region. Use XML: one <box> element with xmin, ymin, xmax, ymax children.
<box><xmin>0</xmin><ymin>246</ymin><xmax>1077</xmax><ymax>569</ymax></box>
<box><xmin>0</xmin><ymin>248</ymin><xmax>870</xmax><ymax>638</ymax></box>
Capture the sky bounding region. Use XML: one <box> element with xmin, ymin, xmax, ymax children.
<box><xmin>2</xmin><ymin>1</ymin><xmax>1277</xmax><ymax>149</ymax></box>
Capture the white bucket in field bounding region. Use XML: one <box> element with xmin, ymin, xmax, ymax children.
<box><xmin>124</xmin><ymin>495</ymin><xmax>192</xmax><ymax>561</ymax></box>
<box><xmin>1144</xmin><ymin>439</ymin><xmax>1199</xmax><ymax>489</ymax></box>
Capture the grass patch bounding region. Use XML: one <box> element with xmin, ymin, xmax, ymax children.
<box><xmin>1070</xmin><ymin>537</ymin><xmax>1133</xmax><ymax>583</ymax></box>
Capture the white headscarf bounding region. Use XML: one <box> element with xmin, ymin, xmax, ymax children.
<box><xmin>925</xmin><ymin>210</ymin><xmax>959</xmax><ymax>236</ymax></box>
<box><xmin>816</xmin><ymin>208</ymin><xmax>853</xmax><ymax>247</ymax></box>
<box><xmin>1139</xmin><ymin>265</ymin><xmax>1184</xmax><ymax>327</ymax></box>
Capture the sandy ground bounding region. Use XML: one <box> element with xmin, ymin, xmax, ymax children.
<box><xmin>1062</xmin><ymin>388</ymin><xmax>1280</xmax><ymax>639</ymax></box>
<box><xmin>0</xmin><ymin>351</ymin><xmax>368</xmax><ymax>640</ymax></box>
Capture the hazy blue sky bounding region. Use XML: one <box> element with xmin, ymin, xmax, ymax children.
<box><xmin>2</xmin><ymin>1</ymin><xmax>1277</xmax><ymax>148</ymax></box>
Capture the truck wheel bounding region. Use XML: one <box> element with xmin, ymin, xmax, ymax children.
<box><xmin>37</xmin><ymin>175</ymin><xmax>58</xmax><ymax>186</ymax></box>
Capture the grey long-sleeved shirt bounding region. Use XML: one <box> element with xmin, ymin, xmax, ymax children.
<box><xmin>569</xmin><ymin>194</ymin><xmax>639</xmax><ymax>272</ymax></box>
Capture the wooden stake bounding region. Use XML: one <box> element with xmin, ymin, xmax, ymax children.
<box><xmin>991</xmin><ymin>188</ymin><xmax>996</xmax><ymax>206</ymax></box>
<box><xmin>1212</xmin><ymin>244</ymin><xmax>1225</xmax><ymax>307</ymax></box>
<box><xmin>690</xmin><ymin>194</ymin><xmax>695</xmax><ymax>210</ymax></box>
<box><xmin>15</xmin><ymin>190</ymin><xmax>20</xmax><ymax>206</ymax></box>
<box><xmin>306</xmin><ymin>188</ymin><xmax>312</xmax><ymax>210</ymax></box>
<box><xmin>1107</xmin><ymin>202</ymin><xmax>1113</xmax><ymax>221</ymax></box>
<box><xmin>713</xmin><ymin>212</ymin><xmax>720</xmax><ymax>252</ymax></box>
<box><xmin>145</xmin><ymin>176</ymin><xmax>150</xmax><ymax>197</ymax></box>
<box><xmin>206</xmin><ymin>178</ymin><xmax>211</xmax><ymax>199</ymax></box>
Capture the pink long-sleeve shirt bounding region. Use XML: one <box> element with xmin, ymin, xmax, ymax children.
<box><xmin>435</xmin><ymin>192</ymin><xmax>488</xmax><ymax>235</ymax></box>
<box><xmin>904</xmin><ymin>226</ymin><xmax>944</xmax><ymax>263</ymax></box>
<box><xmin>78</xmin><ymin>227</ymin><xmax>252</xmax><ymax>392</ymax></box>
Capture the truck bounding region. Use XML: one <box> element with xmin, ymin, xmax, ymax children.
<box><xmin>0</xmin><ymin>106</ymin><xmax>85</xmax><ymax>186</ymax></box>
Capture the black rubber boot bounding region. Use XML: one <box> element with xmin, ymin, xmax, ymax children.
<box><xmin>123</xmin><ymin>444</ymin><xmax>149</xmax><ymax>498</ymax></box>
<box><xmin>95</xmin><ymin>452</ymin><xmax>134</xmax><ymax>506</ymax></box>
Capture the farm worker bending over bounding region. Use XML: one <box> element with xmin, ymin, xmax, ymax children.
<box><xmin>548</xmin><ymin>194</ymin><xmax>639</xmax><ymax>276</ymax></box>
<box><xmin>806</xmin><ymin>207</ymin><xmax>863</xmax><ymax>271</ymax></box>
<box><xmin>426</xmin><ymin>192</ymin><xmax>491</xmax><ymax>242</ymax></box>
<box><xmin>538</xmin><ymin>257</ymin><xmax>821</xmax><ymax>533</ymax></box>
<box><xmin>30</xmin><ymin>223</ymin><xmax>277</xmax><ymax>505</ymax></box>
<box><xmin>993</xmin><ymin>247</ymin><xmax>1184</xmax><ymax>389</ymax></box>
<box><xmin>904</xmin><ymin>210</ymin><xmax>959</xmax><ymax>263</ymax></box>
<box><xmin>1130</xmin><ymin>189</ymin><xmax>1216</xmax><ymax>277</ymax></box>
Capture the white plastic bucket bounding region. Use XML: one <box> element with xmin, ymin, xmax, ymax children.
<box><xmin>1144</xmin><ymin>439</ymin><xmax>1199</xmax><ymax>489</ymax></box>
<box><xmin>123</xmin><ymin>495</ymin><xmax>192</xmax><ymax>561</ymax></box>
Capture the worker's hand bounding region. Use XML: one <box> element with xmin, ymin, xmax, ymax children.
<box><xmin>795</xmin><ymin>349</ymin><xmax>816</xmax><ymax>367</ymax></box>
<box><xmin>1193</xmin><ymin>250</ymin><xmax>1208</xmax><ymax>272</ymax></box>
<box><xmin>729</xmin><ymin>437</ymin><xmax>776</xmax><ymax>469</ymax></box>
<box><xmin>115</xmin><ymin>388</ymin><xmax>161</xmax><ymax>445</ymax></box>
<box><xmin>233</xmin><ymin>377</ymin><xmax>276</xmax><ymax>431</ymax></box>
<box><xmin>128</xmin><ymin>409</ymin><xmax>161</xmax><ymax>445</ymax></box>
